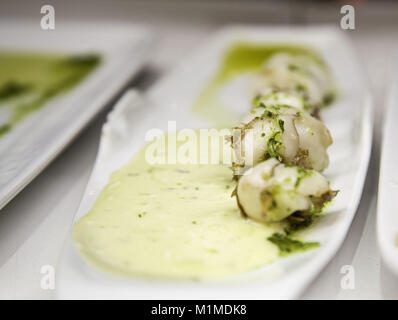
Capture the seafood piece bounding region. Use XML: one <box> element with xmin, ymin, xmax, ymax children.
<box><xmin>235</xmin><ymin>158</ymin><xmax>336</xmax><ymax>223</ymax></box>
<box><xmin>231</xmin><ymin>103</ymin><xmax>332</xmax><ymax>174</ymax></box>
<box><xmin>252</xmin><ymin>53</ymin><xmax>335</xmax><ymax>113</ymax></box>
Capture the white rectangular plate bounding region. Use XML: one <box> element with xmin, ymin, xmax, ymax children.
<box><xmin>57</xmin><ymin>26</ymin><xmax>373</xmax><ymax>299</ymax></box>
<box><xmin>377</xmin><ymin>61</ymin><xmax>398</xmax><ymax>277</ymax></box>
<box><xmin>0</xmin><ymin>21</ymin><xmax>152</xmax><ymax>210</ymax></box>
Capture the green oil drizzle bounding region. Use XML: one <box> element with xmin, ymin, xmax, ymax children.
<box><xmin>0</xmin><ymin>52</ymin><xmax>100</xmax><ymax>137</ymax></box>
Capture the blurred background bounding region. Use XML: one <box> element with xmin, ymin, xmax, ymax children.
<box><xmin>1</xmin><ymin>0</ymin><xmax>395</xmax><ymax>123</ymax></box>
<box><xmin>0</xmin><ymin>0</ymin><xmax>397</xmax><ymax>299</ymax></box>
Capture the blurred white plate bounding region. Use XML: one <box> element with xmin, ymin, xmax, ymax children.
<box><xmin>0</xmin><ymin>21</ymin><xmax>152</xmax><ymax>210</ymax></box>
<box><xmin>377</xmin><ymin>61</ymin><xmax>398</xmax><ymax>277</ymax></box>
<box><xmin>57</xmin><ymin>25</ymin><xmax>372</xmax><ymax>299</ymax></box>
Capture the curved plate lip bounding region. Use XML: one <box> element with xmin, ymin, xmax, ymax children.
<box><xmin>0</xmin><ymin>21</ymin><xmax>153</xmax><ymax>211</ymax></box>
<box><xmin>377</xmin><ymin>62</ymin><xmax>398</xmax><ymax>277</ymax></box>
<box><xmin>56</xmin><ymin>25</ymin><xmax>373</xmax><ymax>299</ymax></box>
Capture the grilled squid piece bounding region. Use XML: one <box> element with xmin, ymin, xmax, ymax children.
<box><xmin>252</xmin><ymin>53</ymin><xmax>335</xmax><ymax>113</ymax></box>
<box><xmin>231</xmin><ymin>103</ymin><xmax>332</xmax><ymax>175</ymax></box>
<box><xmin>236</xmin><ymin>158</ymin><xmax>336</xmax><ymax>223</ymax></box>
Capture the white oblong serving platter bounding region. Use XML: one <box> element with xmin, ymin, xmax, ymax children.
<box><xmin>377</xmin><ymin>60</ymin><xmax>398</xmax><ymax>277</ymax></box>
<box><xmin>0</xmin><ymin>21</ymin><xmax>152</xmax><ymax>210</ymax></box>
<box><xmin>57</xmin><ymin>26</ymin><xmax>373</xmax><ymax>299</ymax></box>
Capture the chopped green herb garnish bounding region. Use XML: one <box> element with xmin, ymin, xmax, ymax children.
<box><xmin>252</xmin><ymin>94</ymin><xmax>261</xmax><ymax>107</ymax></box>
<box><xmin>266</xmin><ymin>110</ymin><xmax>274</xmax><ymax>118</ymax></box>
<box><xmin>258</xmin><ymin>102</ymin><xmax>267</xmax><ymax>109</ymax></box>
<box><xmin>285</xmin><ymin>211</ymin><xmax>318</xmax><ymax>235</ymax></box>
<box><xmin>267</xmin><ymin>232</ymin><xmax>319</xmax><ymax>256</ymax></box>
<box><xmin>278</xmin><ymin>119</ymin><xmax>285</xmax><ymax>132</ymax></box>
<box><xmin>295</xmin><ymin>83</ymin><xmax>308</xmax><ymax>94</ymax></box>
<box><xmin>265</xmin><ymin>132</ymin><xmax>283</xmax><ymax>161</ymax></box>
<box><xmin>294</xmin><ymin>166</ymin><xmax>313</xmax><ymax>188</ymax></box>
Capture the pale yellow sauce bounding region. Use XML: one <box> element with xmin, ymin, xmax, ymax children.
<box><xmin>73</xmin><ymin>133</ymin><xmax>284</xmax><ymax>280</ymax></box>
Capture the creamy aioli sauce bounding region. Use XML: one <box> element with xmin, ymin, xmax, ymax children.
<box><xmin>73</xmin><ymin>133</ymin><xmax>284</xmax><ymax>280</ymax></box>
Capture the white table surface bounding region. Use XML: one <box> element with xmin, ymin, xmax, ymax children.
<box><xmin>0</xmin><ymin>17</ymin><xmax>398</xmax><ymax>299</ymax></box>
